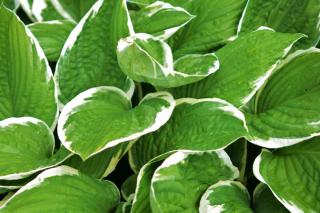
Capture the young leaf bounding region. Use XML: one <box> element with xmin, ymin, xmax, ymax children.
<box><xmin>247</xmin><ymin>48</ymin><xmax>320</xmax><ymax>148</ymax></box>
<box><xmin>28</xmin><ymin>20</ymin><xmax>76</xmax><ymax>62</ymax></box>
<box><xmin>171</xmin><ymin>28</ymin><xmax>304</xmax><ymax>108</ymax></box>
<box><xmin>129</xmin><ymin>0</ymin><xmax>247</xmax><ymax>57</ymax></box>
<box><xmin>129</xmin><ymin>98</ymin><xmax>247</xmax><ymax>171</ymax></box>
<box><xmin>58</xmin><ymin>86</ymin><xmax>175</xmax><ymax>160</ymax></box>
<box><xmin>253</xmin><ymin>183</ymin><xmax>289</xmax><ymax>213</ymax></box>
<box><xmin>2</xmin><ymin>0</ymin><xmax>19</xmax><ymax>10</ymax></box>
<box><xmin>238</xmin><ymin>0</ymin><xmax>320</xmax><ymax>49</ymax></box>
<box><xmin>150</xmin><ymin>150</ymin><xmax>239</xmax><ymax>212</ymax></box>
<box><xmin>55</xmin><ymin>0</ymin><xmax>135</xmax><ymax>105</ymax></box>
<box><xmin>0</xmin><ymin>117</ymin><xmax>72</xmax><ymax>181</ymax></box>
<box><xmin>121</xmin><ymin>174</ymin><xmax>138</xmax><ymax>201</ymax></box>
<box><xmin>0</xmin><ymin>166</ymin><xmax>120</xmax><ymax>212</ymax></box>
<box><xmin>131</xmin><ymin>1</ymin><xmax>194</xmax><ymax>39</ymax></box>
<box><xmin>0</xmin><ymin>6</ymin><xmax>58</xmax><ymax>128</ymax></box>
<box><xmin>117</xmin><ymin>33</ymin><xmax>219</xmax><ymax>88</ymax></box>
<box><xmin>199</xmin><ymin>181</ymin><xmax>252</xmax><ymax>213</ymax></box>
<box><xmin>253</xmin><ymin>137</ymin><xmax>320</xmax><ymax>212</ymax></box>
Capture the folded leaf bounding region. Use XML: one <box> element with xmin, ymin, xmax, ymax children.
<box><xmin>239</xmin><ymin>0</ymin><xmax>320</xmax><ymax>49</ymax></box>
<box><xmin>0</xmin><ymin>166</ymin><xmax>120</xmax><ymax>212</ymax></box>
<box><xmin>131</xmin><ymin>1</ymin><xmax>194</xmax><ymax>39</ymax></box>
<box><xmin>199</xmin><ymin>181</ymin><xmax>252</xmax><ymax>213</ymax></box>
<box><xmin>171</xmin><ymin>28</ymin><xmax>304</xmax><ymax>108</ymax></box>
<box><xmin>129</xmin><ymin>0</ymin><xmax>247</xmax><ymax>57</ymax></box>
<box><xmin>2</xmin><ymin>0</ymin><xmax>19</xmax><ymax>10</ymax></box>
<box><xmin>253</xmin><ymin>183</ymin><xmax>289</xmax><ymax>213</ymax></box>
<box><xmin>0</xmin><ymin>117</ymin><xmax>72</xmax><ymax>181</ymax></box>
<box><xmin>117</xmin><ymin>33</ymin><xmax>219</xmax><ymax>88</ymax></box>
<box><xmin>55</xmin><ymin>0</ymin><xmax>135</xmax><ymax>104</ymax></box>
<box><xmin>129</xmin><ymin>98</ymin><xmax>247</xmax><ymax>171</ymax></box>
<box><xmin>0</xmin><ymin>6</ymin><xmax>58</xmax><ymax>127</ymax></box>
<box><xmin>28</xmin><ymin>20</ymin><xmax>76</xmax><ymax>61</ymax></box>
<box><xmin>121</xmin><ymin>174</ymin><xmax>137</xmax><ymax>201</ymax></box>
<box><xmin>253</xmin><ymin>137</ymin><xmax>320</xmax><ymax>212</ymax></box>
<box><xmin>0</xmin><ymin>175</ymin><xmax>36</xmax><ymax>190</ymax></box>
<box><xmin>58</xmin><ymin>86</ymin><xmax>175</xmax><ymax>160</ymax></box>
<box><xmin>247</xmin><ymin>48</ymin><xmax>320</xmax><ymax>148</ymax></box>
<box><xmin>150</xmin><ymin>150</ymin><xmax>239</xmax><ymax>212</ymax></box>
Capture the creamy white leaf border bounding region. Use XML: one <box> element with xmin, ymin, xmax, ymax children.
<box><xmin>199</xmin><ymin>180</ymin><xmax>250</xmax><ymax>213</ymax></box>
<box><xmin>0</xmin><ymin>117</ymin><xmax>73</xmax><ymax>181</ymax></box>
<box><xmin>58</xmin><ymin>86</ymin><xmax>175</xmax><ymax>160</ymax></box>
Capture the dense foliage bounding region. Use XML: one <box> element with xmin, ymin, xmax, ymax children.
<box><xmin>0</xmin><ymin>0</ymin><xmax>320</xmax><ymax>212</ymax></box>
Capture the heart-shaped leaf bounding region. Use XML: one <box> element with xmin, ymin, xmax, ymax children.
<box><xmin>0</xmin><ymin>166</ymin><xmax>120</xmax><ymax>212</ymax></box>
<box><xmin>129</xmin><ymin>98</ymin><xmax>247</xmax><ymax>171</ymax></box>
<box><xmin>117</xmin><ymin>33</ymin><xmax>219</xmax><ymax>88</ymax></box>
<box><xmin>239</xmin><ymin>0</ymin><xmax>320</xmax><ymax>49</ymax></box>
<box><xmin>28</xmin><ymin>20</ymin><xmax>76</xmax><ymax>62</ymax></box>
<box><xmin>0</xmin><ymin>6</ymin><xmax>58</xmax><ymax>128</ymax></box>
<box><xmin>55</xmin><ymin>0</ymin><xmax>135</xmax><ymax>105</ymax></box>
<box><xmin>150</xmin><ymin>150</ymin><xmax>239</xmax><ymax>212</ymax></box>
<box><xmin>0</xmin><ymin>117</ymin><xmax>72</xmax><ymax>181</ymax></box>
<box><xmin>253</xmin><ymin>137</ymin><xmax>320</xmax><ymax>212</ymax></box>
<box><xmin>199</xmin><ymin>181</ymin><xmax>252</xmax><ymax>213</ymax></box>
<box><xmin>170</xmin><ymin>28</ymin><xmax>304</xmax><ymax>108</ymax></box>
<box><xmin>247</xmin><ymin>48</ymin><xmax>320</xmax><ymax>148</ymax></box>
<box><xmin>58</xmin><ymin>86</ymin><xmax>175</xmax><ymax>160</ymax></box>
<box><xmin>131</xmin><ymin>1</ymin><xmax>194</xmax><ymax>39</ymax></box>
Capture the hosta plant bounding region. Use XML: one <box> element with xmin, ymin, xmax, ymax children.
<box><xmin>0</xmin><ymin>0</ymin><xmax>320</xmax><ymax>212</ymax></box>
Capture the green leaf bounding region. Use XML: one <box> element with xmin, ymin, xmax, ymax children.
<box><xmin>63</xmin><ymin>142</ymin><xmax>130</xmax><ymax>179</ymax></box>
<box><xmin>239</xmin><ymin>0</ymin><xmax>320</xmax><ymax>49</ymax></box>
<box><xmin>129</xmin><ymin>98</ymin><xmax>247</xmax><ymax>171</ymax></box>
<box><xmin>170</xmin><ymin>28</ymin><xmax>304</xmax><ymax>108</ymax></box>
<box><xmin>114</xmin><ymin>202</ymin><xmax>132</xmax><ymax>213</ymax></box>
<box><xmin>129</xmin><ymin>0</ymin><xmax>247</xmax><ymax>57</ymax></box>
<box><xmin>117</xmin><ymin>33</ymin><xmax>219</xmax><ymax>88</ymax></box>
<box><xmin>253</xmin><ymin>183</ymin><xmax>289</xmax><ymax>213</ymax></box>
<box><xmin>121</xmin><ymin>174</ymin><xmax>137</xmax><ymax>201</ymax></box>
<box><xmin>199</xmin><ymin>181</ymin><xmax>252</xmax><ymax>213</ymax></box>
<box><xmin>20</xmin><ymin>0</ymin><xmax>65</xmax><ymax>21</ymax></box>
<box><xmin>225</xmin><ymin>139</ymin><xmax>247</xmax><ymax>181</ymax></box>
<box><xmin>0</xmin><ymin>166</ymin><xmax>120</xmax><ymax>212</ymax></box>
<box><xmin>131</xmin><ymin>152</ymin><xmax>174</xmax><ymax>213</ymax></box>
<box><xmin>58</xmin><ymin>86</ymin><xmax>175</xmax><ymax>160</ymax></box>
<box><xmin>131</xmin><ymin>1</ymin><xmax>194</xmax><ymax>39</ymax></box>
<box><xmin>2</xmin><ymin>0</ymin><xmax>19</xmax><ymax>10</ymax></box>
<box><xmin>253</xmin><ymin>137</ymin><xmax>320</xmax><ymax>212</ymax></box>
<box><xmin>0</xmin><ymin>175</ymin><xmax>36</xmax><ymax>190</ymax></box>
<box><xmin>28</xmin><ymin>20</ymin><xmax>76</xmax><ymax>62</ymax></box>
<box><xmin>150</xmin><ymin>150</ymin><xmax>239</xmax><ymax>212</ymax></box>
<box><xmin>247</xmin><ymin>48</ymin><xmax>320</xmax><ymax>148</ymax></box>
<box><xmin>0</xmin><ymin>6</ymin><xmax>58</xmax><ymax>127</ymax></box>
<box><xmin>55</xmin><ymin>0</ymin><xmax>135</xmax><ymax>105</ymax></box>
<box><xmin>0</xmin><ymin>117</ymin><xmax>72</xmax><ymax>180</ymax></box>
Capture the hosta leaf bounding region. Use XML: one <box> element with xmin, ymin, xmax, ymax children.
<box><xmin>55</xmin><ymin>0</ymin><xmax>135</xmax><ymax>105</ymax></box>
<box><xmin>115</xmin><ymin>202</ymin><xmax>132</xmax><ymax>213</ymax></box>
<box><xmin>131</xmin><ymin>152</ymin><xmax>174</xmax><ymax>213</ymax></box>
<box><xmin>121</xmin><ymin>174</ymin><xmax>137</xmax><ymax>201</ymax></box>
<box><xmin>239</xmin><ymin>0</ymin><xmax>320</xmax><ymax>49</ymax></box>
<box><xmin>0</xmin><ymin>117</ymin><xmax>71</xmax><ymax>180</ymax></box>
<box><xmin>20</xmin><ymin>0</ymin><xmax>65</xmax><ymax>21</ymax></box>
<box><xmin>199</xmin><ymin>181</ymin><xmax>252</xmax><ymax>213</ymax></box>
<box><xmin>131</xmin><ymin>1</ymin><xmax>194</xmax><ymax>39</ymax></box>
<box><xmin>247</xmin><ymin>48</ymin><xmax>320</xmax><ymax>148</ymax></box>
<box><xmin>129</xmin><ymin>98</ymin><xmax>247</xmax><ymax>171</ymax></box>
<box><xmin>171</xmin><ymin>28</ymin><xmax>304</xmax><ymax>108</ymax></box>
<box><xmin>0</xmin><ymin>175</ymin><xmax>36</xmax><ymax>190</ymax></box>
<box><xmin>0</xmin><ymin>166</ymin><xmax>120</xmax><ymax>212</ymax></box>
<box><xmin>253</xmin><ymin>183</ymin><xmax>289</xmax><ymax>213</ymax></box>
<box><xmin>117</xmin><ymin>33</ymin><xmax>219</xmax><ymax>88</ymax></box>
<box><xmin>2</xmin><ymin>0</ymin><xmax>19</xmax><ymax>10</ymax></box>
<box><xmin>129</xmin><ymin>0</ymin><xmax>247</xmax><ymax>57</ymax></box>
<box><xmin>64</xmin><ymin>142</ymin><xmax>130</xmax><ymax>179</ymax></box>
<box><xmin>225</xmin><ymin>139</ymin><xmax>247</xmax><ymax>181</ymax></box>
<box><xmin>28</xmin><ymin>20</ymin><xmax>76</xmax><ymax>62</ymax></box>
<box><xmin>0</xmin><ymin>6</ymin><xmax>58</xmax><ymax>127</ymax></box>
<box><xmin>253</xmin><ymin>137</ymin><xmax>320</xmax><ymax>212</ymax></box>
<box><xmin>58</xmin><ymin>86</ymin><xmax>175</xmax><ymax>160</ymax></box>
<box><xmin>150</xmin><ymin>150</ymin><xmax>239</xmax><ymax>213</ymax></box>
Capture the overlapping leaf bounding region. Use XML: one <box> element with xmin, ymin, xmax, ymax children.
<box><xmin>55</xmin><ymin>0</ymin><xmax>135</xmax><ymax>105</ymax></box>
<box><xmin>253</xmin><ymin>137</ymin><xmax>320</xmax><ymax>212</ymax></box>
<box><xmin>58</xmin><ymin>86</ymin><xmax>175</xmax><ymax>160</ymax></box>
<box><xmin>0</xmin><ymin>166</ymin><xmax>120</xmax><ymax>212</ymax></box>
<box><xmin>0</xmin><ymin>6</ymin><xmax>58</xmax><ymax>128</ymax></box>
